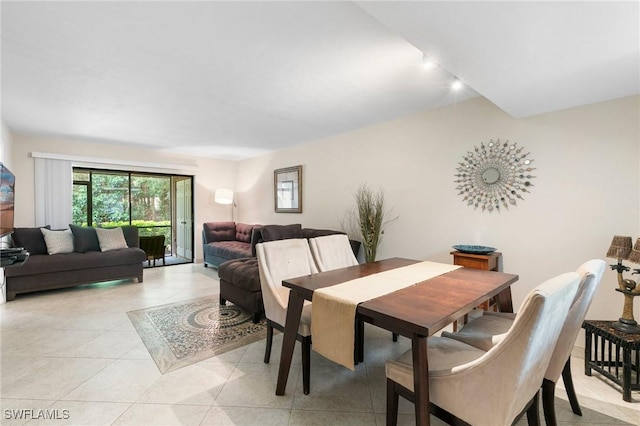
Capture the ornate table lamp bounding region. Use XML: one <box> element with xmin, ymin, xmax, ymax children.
<box><xmin>606</xmin><ymin>235</ymin><xmax>640</xmax><ymax>334</ymax></box>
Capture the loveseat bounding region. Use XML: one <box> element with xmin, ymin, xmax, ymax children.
<box><xmin>202</xmin><ymin>222</ymin><xmax>262</xmax><ymax>268</ymax></box>
<box><xmin>217</xmin><ymin>224</ymin><xmax>359</xmax><ymax>323</ymax></box>
<box><xmin>5</xmin><ymin>225</ymin><xmax>146</xmax><ymax>301</ymax></box>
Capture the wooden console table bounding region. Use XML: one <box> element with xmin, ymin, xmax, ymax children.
<box><xmin>450</xmin><ymin>251</ymin><xmax>502</xmax><ymax>329</ymax></box>
<box><xmin>583</xmin><ymin>320</ymin><xmax>640</xmax><ymax>402</ymax></box>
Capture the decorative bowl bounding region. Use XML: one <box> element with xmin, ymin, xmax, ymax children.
<box><xmin>452</xmin><ymin>245</ymin><xmax>497</xmax><ymax>255</ymax></box>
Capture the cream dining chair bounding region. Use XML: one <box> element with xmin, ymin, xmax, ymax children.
<box><xmin>256</xmin><ymin>238</ymin><xmax>318</xmax><ymax>395</ymax></box>
<box><xmin>441</xmin><ymin>259</ymin><xmax>605</xmax><ymax>426</ymax></box>
<box><xmin>308</xmin><ymin>234</ymin><xmax>359</xmax><ymax>271</ymax></box>
<box><xmin>385</xmin><ymin>271</ymin><xmax>580</xmax><ymax>426</ymax></box>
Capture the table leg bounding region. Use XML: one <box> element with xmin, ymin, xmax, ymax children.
<box><xmin>276</xmin><ymin>291</ymin><xmax>304</xmax><ymax>396</ymax></box>
<box><xmin>496</xmin><ymin>286</ymin><xmax>514</xmax><ymax>313</ymax></box>
<box><xmin>412</xmin><ymin>335</ymin><xmax>430</xmax><ymax>426</ymax></box>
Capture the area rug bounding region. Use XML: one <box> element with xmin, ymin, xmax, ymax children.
<box><xmin>127</xmin><ymin>295</ymin><xmax>267</xmax><ymax>373</ymax></box>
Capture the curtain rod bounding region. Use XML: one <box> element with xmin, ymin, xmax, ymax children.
<box><xmin>31</xmin><ymin>151</ymin><xmax>198</xmax><ymax>172</ymax></box>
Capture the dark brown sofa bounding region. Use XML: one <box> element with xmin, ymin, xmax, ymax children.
<box><xmin>202</xmin><ymin>222</ymin><xmax>261</xmax><ymax>268</ymax></box>
<box><xmin>5</xmin><ymin>225</ymin><xmax>146</xmax><ymax>301</ymax></box>
<box><xmin>218</xmin><ymin>224</ymin><xmax>359</xmax><ymax>323</ymax></box>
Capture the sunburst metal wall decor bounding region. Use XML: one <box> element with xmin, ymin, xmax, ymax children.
<box><xmin>454</xmin><ymin>139</ymin><xmax>536</xmax><ymax>212</ymax></box>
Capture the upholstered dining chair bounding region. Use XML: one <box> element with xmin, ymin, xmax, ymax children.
<box><xmin>385</xmin><ymin>271</ymin><xmax>580</xmax><ymax>426</ymax></box>
<box><xmin>256</xmin><ymin>238</ymin><xmax>318</xmax><ymax>395</ymax></box>
<box><xmin>308</xmin><ymin>234</ymin><xmax>359</xmax><ymax>271</ymax></box>
<box><xmin>441</xmin><ymin>259</ymin><xmax>606</xmax><ymax>426</ymax></box>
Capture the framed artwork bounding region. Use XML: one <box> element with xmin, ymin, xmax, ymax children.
<box><xmin>274</xmin><ymin>165</ymin><xmax>302</xmax><ymax>213</ymax></box>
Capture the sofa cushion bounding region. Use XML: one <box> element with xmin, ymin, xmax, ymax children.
<box><xmin>260</xmin><ymin>224</ymin><xmax>303</xmax><ymax>241</ymax></box>
<box><xmin>4</xmin><ymin>248</ymin><xmax>147</xmax><ymax>277</ymax></box>
<box><xmin>235</xmin><ymin>223</ymin><xmax>255</xmax><ymax>243</ymax></box>
<box><xmin>96</xmin><ymin>227</ymin><xmax>128</xmax><ymax>251</ymax></box>
<box><xmin>70</xmin><ymin>225</ymin><xmax>100</xmax><ymax>252</ymax></box>
<box><xmin>11</xmin><ymin>226</ymin><xmax>51</xmax><ymax>255</ymax></box>
<box><xmin>203</xmin><ymin>222</ymin><xmax>236</xmax><ymax>242</ymax></box>
<box><xmin>204</xmin><ymin>241</ymin><xmax>253</xmax><ymax>259</ymax></box>
<box><xmin>41</xmin><ymin>228</ymin><xmax>74</xmax><ymax>255</ymax></box>
<box><xmin>218</xmin><ymin>258</ymin><xmax>261</xmax><ymax>292</ymax></box>
<box><xmin>302</xmin><ymin>228</ymin><xmax>344</xmax><ymax>239</ymax></box>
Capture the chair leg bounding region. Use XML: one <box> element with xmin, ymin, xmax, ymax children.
<box><xmin>392</xmin><ymin>333</ymin><xmax>398</xmax><ymax>342</ymax></box>
<box><xmin>302</xmin><ymin>336</ymin><xmax>311</xmax><ymax>395</ymax></box>
<box><xmin>386</xmin><ymin>378</ymin><xmax>399</xmax><ymax>426</ymax></box>
<box><xmin>264</xmin><ymin>321</ymin><xmax>273</xmax><ymax>363</ymax></box>
<box><xmin>542</xmin><ymin>379</ymin><xmax>557</xmax><ymax>426</ymax></box>
<box><xmin>562</xmin><ymin>357</ymin><xmax>582</xmax><ymax>416</ymax></box>
<box><xmin>525</xmin><ymin>391</ymin><xmax>540</xmax><ymax>426</ymax></box>
<box><xmin>219</xmin><ymin>295</ymin><xmax>226</xmax><ymax>305</ymax></box>
<box><xmin>252</xmin><ymin>312</ymin><xmax>261</xmax><ymax>324</ymax></box>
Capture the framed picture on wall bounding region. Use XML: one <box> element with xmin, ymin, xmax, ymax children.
<box><xmin>274</xmin><ymin>165</ymin><xmax>302</xmax><ymax>213</ymax></box>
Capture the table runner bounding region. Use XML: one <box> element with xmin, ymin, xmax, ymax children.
<box><xmin>311</xmin><ymin>261</ymin><xmax>460</xmax><ymax>370</ymax></box>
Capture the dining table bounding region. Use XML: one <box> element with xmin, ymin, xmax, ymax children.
<box><xmin>275</xmin><ymin>257</ymin><xmax>519</xmax><ymax>426</ymax></box>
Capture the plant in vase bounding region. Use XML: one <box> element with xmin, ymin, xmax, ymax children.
<box><xmin>351</xmin><ymin>184</ymin><xmax>397</xmax><ymax>263</ymax></box>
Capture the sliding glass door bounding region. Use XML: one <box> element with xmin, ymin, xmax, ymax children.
<box><xmin>72</xmin><ymin>168</ymin><xmax>193</xmax><ymax>262</ymax></box>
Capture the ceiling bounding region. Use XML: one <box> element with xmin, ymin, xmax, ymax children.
<box><xmin>2</xmin><ymin>2</ymin><xmax>638</xmax><ymax>161</ymax></box>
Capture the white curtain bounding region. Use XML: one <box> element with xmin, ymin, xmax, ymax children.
<box><xmin>34</xmin><ymin>158</ymin><xmax>72</xmax><ymax>229</ymax></box>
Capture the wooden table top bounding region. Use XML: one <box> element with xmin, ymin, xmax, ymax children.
<box><xmin>283</xmin><ymin>257</ymin><xmax>519</xmax><ymax>337</ymax></box>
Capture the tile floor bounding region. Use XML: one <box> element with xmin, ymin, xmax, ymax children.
<box><xmin>1</xmin><ymin>263</ymin><xmax>638</xmax><ymax>425</ymax></box>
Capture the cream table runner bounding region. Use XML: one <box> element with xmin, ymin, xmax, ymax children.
<box><xmin>311</xmin><ymin>261</ymin><xmax>461</xmax><ymax>370</ymax></box>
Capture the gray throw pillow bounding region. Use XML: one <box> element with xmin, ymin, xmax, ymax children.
<box><xmin>69</xmin><ymin>224</ymin><xmax>100</xmax><ymax>252</ymax></box>
<box><xmin>96</xmin><ymin>227</ymin><xmax>128</xmax><ymax>251</ymax></box>
<box><xmin>41</xmin><ymin>228</ymin><xmax>74</xmax><ymax>255</ymax></box>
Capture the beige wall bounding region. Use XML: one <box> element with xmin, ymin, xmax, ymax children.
<box><xmin>237</xmin><ymin>95</ymin><xmax>640</xmax><ymax>334</ymax></box>
<box><xmin>7</xmin><ymin>95</ymin><xmax>640</xmax><ymax>344</ymax></box>
<box><xmin>10</xmin><ymin>135</ymin><xmax>238</xmax><ymax>260</ymax></box>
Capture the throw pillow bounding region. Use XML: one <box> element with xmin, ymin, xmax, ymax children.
<box><xmin>95</xmin><ymin>227</ymin><xmax>128</xmax><ymax>251</ymax></box>
<box><xmin>40</xmin><ymin>228</ymin><xmax>74</xmax><ymax>255</ymax></box>
<box><xmin>69</xmin><ymin>224</ymin><xmax>100</xmax><ymax>252</ymax></box>
<box><xmin>260</xmin><ymin>224</ymin><xmax>303</xmax><ymax>242</ymax></box>
<box><xmin>11</xmin><ymin>226</ymin><xmax>51</xmax><ymax>255</ymax></box>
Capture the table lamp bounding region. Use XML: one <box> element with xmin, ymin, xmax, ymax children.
<box><xmin>606</xmin><ymin>235</ymin><xmax>640</xmax><ymax>334</ymax></box>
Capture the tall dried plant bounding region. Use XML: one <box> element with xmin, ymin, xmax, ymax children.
<box><xmin>351</xmin><ymin>184</ymin><xmax>396</xmax><ymax>263</ymax></box>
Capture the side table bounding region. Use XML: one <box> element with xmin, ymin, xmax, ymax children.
<box><xmin>583</xmin><ymin>320</ymin><xmax>640</xmax><ymax>402</ymax></box>
<box><xmin>450</xmin><ymin>251</ymin><xmax>503</xmax><ymax>330</ymax></box>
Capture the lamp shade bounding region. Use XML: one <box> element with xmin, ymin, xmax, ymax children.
<box><xmin>214</xmin><ymin>188</ymin><xmax>234</xmax><ymax>205</ymax></box>
<box><xmin>606</xmin><ymin>235</ymin><xmax>633</xmax><ymax>259</ymax></box>
<box><xmin>628</xmin><ymin>238</ymin><xmax>640</xmax><ymax>264</ymax></box>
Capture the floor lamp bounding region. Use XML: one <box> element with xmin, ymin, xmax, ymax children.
<box><xmin>214</xmin><ymin>188</ymin><xmax>235</xmax><ymax>221</ymax></box>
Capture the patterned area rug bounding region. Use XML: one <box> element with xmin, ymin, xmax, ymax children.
<box><xmin>128</xmin><ymin>295</ymin><xmax>266</xmax><ymax>373</ymax></box>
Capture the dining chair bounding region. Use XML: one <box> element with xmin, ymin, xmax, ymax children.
<box><xmin>441</xmin><ymin>259</ymin><xmax>605</xmax><ymax>426</ymax></box>
<box><xmin>256</xmin><ymin>238</ymin><xmax>318</xmax><ymax>395</ymax></box>
<box><xmin>309</xmin><ymin>233</ymin><xmax>398</xmax><ymax>359</ymax></box>
<box><xmin>385</xmin><ymin>271</ymin><xmax>580</xmax><ymax>426</ymax></box>
<box><xmin>308</xmin><ymin>234</ymin><xmax>359</xmax><ymax>271</ymax></box>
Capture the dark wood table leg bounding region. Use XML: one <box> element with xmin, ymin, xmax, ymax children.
<box><xmin>412</xmin><ymin>335</ymin><xmax>430</xmax><ymax>426</ymax></box>
<box><xmin>276</xmin><ymin>291</ymin><xmax>304</xmax><ymax>396</ymax></box>
<box><xmin>496</xmin><ymin>286</ymin><xmax>514</xmax><ymax>313</ymax></box>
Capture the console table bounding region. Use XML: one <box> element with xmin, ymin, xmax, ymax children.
<box><xmin>583</xmin><ymin>320</ymin><xmax>640</xmax><ymax>402</ymax></box>
<box><xmin>450</xmin><ymin>251</ymin><xmax>503</xmax><ymax>329</ymax></box>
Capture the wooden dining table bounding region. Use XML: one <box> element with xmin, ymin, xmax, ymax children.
<box><xmin>275</xmin><ymin>257</ymin><xmax>519</xmax><ymax>426</ymax></box>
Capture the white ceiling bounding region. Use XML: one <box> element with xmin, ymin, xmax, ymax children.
<box><xmin>2</xmin><ymin>1</ymin><xmax>638</xmax><ymax>161</ymax></box>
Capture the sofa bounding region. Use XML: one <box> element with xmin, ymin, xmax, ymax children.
<box><xmin>202</xmin><ymin>222</ymin><xmax>262</xmax><ymax>268</ymax></box>
<box><xmin>217</xmin><ymin>223</ymin><xmax>360</xmax><ymax>323</ymax></box>
<box><xmin>5</xmin><ymin>225</ymin><xmax>146</xmax><ymax>301</ymax></box>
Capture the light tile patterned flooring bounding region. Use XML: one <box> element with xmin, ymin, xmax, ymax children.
<box><xmin>1</xmin><ymin>263</ymin><xmax>638</xmax><ymax>425</ymax></box>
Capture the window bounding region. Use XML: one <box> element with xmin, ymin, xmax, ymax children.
<box><xmin>72</xmin><ymin>168</ymin><xmax>193</xmax><ymax>260</ymax></box>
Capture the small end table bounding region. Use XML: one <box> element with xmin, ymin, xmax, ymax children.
<box><xmin>450</xmin><ymin>251</ymin><xmax>503</xmax><ymax>330</ymax></box>
<box><xmin>583</xmin><ymin>320</ymin><xmax>640</xmax><ymax>402</ymax></box>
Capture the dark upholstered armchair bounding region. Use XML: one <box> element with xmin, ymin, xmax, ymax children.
<box><xmin>139</xmin><ymin>235</ymin><xmax>166</xmax><ymax>266</ymax></box>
